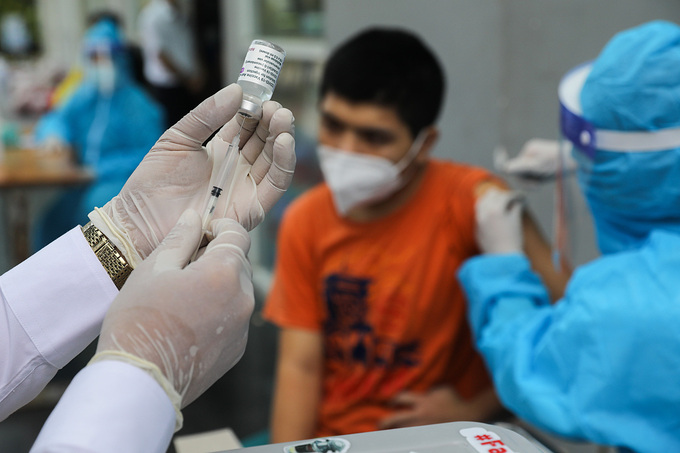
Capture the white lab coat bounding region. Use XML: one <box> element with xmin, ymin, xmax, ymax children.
<box><xmin>0</xmin><ymin>226</ymin><xmax>175</xmax><ymax>452</ymax></box>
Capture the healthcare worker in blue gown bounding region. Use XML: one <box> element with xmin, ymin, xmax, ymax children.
<box><xmin>458</xmin><ymin>20</ymin><xmax>680</xmax><ymax>453</ymax></box>
<box><xmin>33</xmin><ymin>18</ymin><xmax>164</xmax><ymax>249</ymax></box>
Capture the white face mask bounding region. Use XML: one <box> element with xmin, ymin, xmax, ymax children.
<box><xmin>318</xmin><ymin>130</ymin><xmax>427</xmax><ymax>216</ymax></box>
<box><xmin>86</xmin><ymin>44</ymin><xmax>116</xmax><ymax>95</ymax></box>
<box><xmin>94</xmin><ymin>61</ymin><xmax>116</xmax><ymax>94</ymax></box>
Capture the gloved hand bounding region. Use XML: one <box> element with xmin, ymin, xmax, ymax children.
<box><xmin>88</xmin><ymin>83</ymin><xmax>296</xmax><ymax>267</ymax></box>
<box><xmin>494</xmin><ymin>138</ymin><xmax>576</xmax><ymax>183</ymax></box>
<box><xmin>208</xmin><ymin>99</ymin><xmax>296</xmax><ymax>231</ymax></box>
<box><xmin>475</xmin><ymin>188</ymin><xmax>524</xmax><ymax>254</ymax></box>
<box><xmin>92</xmin><ymin>209</ymin><xmax>254</xmax><ymax>430</ymax></box>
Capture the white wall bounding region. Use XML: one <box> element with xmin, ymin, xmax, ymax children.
<box><xmin>36</xmin><ymin>0</ymin><xmax>85</xmax><ymax>68</ymax></box>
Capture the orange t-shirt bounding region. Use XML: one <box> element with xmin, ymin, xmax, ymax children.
<box><xmin>264</xmin><ymin>159</ymin><xmax>497</xmax><ymax>437</ymax></box>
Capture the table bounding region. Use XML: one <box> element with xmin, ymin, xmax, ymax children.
<box><xmin>0</xmin><ymin>147</ymin><xmax>94</xmax><ymax>266</ymax></box>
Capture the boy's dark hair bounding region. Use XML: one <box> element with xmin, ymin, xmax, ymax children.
<box><xmin>320</xmin><ymin>27</ymin><xmax>445</xmax><ymax>138</ymax></box>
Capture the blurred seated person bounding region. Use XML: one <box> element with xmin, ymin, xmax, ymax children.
<box><xmin>33</xmin><ymin>17</ymin><xmax>163</xmax><ymax>250</ymax></box>
<box><xmin>264</xmin><ymin>27</ymin><xmax>570</xmax><ymax>442</ymax></box>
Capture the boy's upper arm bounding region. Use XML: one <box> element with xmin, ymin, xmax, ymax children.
<box><xmin>278</xmin><ymin>327</ymin><xmax>324</xmax><ymax>373</ymax></box>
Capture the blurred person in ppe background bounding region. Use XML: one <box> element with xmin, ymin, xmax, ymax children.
<box><xmin>47</xmin><ymin>11</ymin><xmax>149</xmax><ymax>110</ymax></box>
<box><xmin>264</xmin><ymin>27</ymin><xmax>570</xmax><ymax>443</ymax></box>
<box><xmin>458</xmin><ymin>20</ymin><xmax>680</xmax><ymax>452</ymax></box>
<box><xmin>32</xmin><ymin>16</ymin><xmax>164</xmax><ymax>250</ymax></box>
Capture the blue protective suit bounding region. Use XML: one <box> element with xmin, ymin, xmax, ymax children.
<box><xmin>458</xmin><ymin>236</ymin><xmax>680</xmax><ymax>451</ymax></box>
<box><xmin>458</xmin><ymin>21</ymin><xmax>680</xmax><ymax>453</ymax></box>
<box><xmin>33</xmin><ymin>20</ymin><xmax>163</xmax><ymax>248</ymax></box>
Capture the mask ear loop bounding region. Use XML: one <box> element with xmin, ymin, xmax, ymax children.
<box><xmin>394</xmin><ymin>129</ymin><xmax>429</xmax><ymax>173</ymax></box>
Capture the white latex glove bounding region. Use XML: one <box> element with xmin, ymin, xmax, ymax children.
<box><xmin>207</xmin><ymin>99</ymin><xmax>296</xmax><ymax>230</ymax></box>
<box><xmin>494</xmin><ymin>138</ymin><xmax>576</xmax><ymax>183</ymax></box>
<box><xmin>92</xmin><ymin>209</ymin><xmax>254</xmax><ymax>430</ymax></box>
<box><xmin>89</xmin><ymin>83</ymin><xmax>296</xmax><ymax>267</ymax></box>
<box><xmin>475</xmin><ymin>188</ymin><xmax>524</xmax><ymax>254</ymax></box>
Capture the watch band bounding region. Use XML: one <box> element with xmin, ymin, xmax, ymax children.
<box><xmin>82</xmin><ymin>222</ymin><xmax>133</xmax><ymax>290</ymax></box>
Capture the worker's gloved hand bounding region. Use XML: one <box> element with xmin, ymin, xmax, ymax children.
<box><xmin>208</xmin><ymin>100</ymin><xmax>296</xmax><ymax>231</ymax></box>
<box><xmin>475</xmin><ymin>188</ymin><xmax>524</xmax><ymax>254</ymax></box>
<box><xmin>92</xmin><ymin>209</ymin><xmax>254</xmax><ymax>430</ymax></box>
<box><xmin>494</xmin><ymin>138</ymin><xmax>576</xmax><ymax>184</ymax></box>
<box><xmin>88</xmin><ymin>83</ymin><xmax>296</xmax><ymax>267</ymax></box>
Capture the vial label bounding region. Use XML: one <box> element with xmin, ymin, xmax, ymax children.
<box><xmin>238</xmin><ymin>41</ymin><xmax>285</xmax><ymax>92</ymax></box>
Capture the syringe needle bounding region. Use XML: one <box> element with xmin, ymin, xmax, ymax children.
<box><xmin>193</xmin><ymin>117</ymin><xmax>247</xmax><ymax>260</ymax></box>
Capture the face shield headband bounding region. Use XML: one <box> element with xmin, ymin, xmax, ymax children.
<box><xmin>559</xmin><ymin>62</ymin><xmax>680</xmax><ymax>157</ymax></box>
<box><xmin>558</xmin><ymin>62</ymin><xmax>680</xmax><ymax>255</ymax></box>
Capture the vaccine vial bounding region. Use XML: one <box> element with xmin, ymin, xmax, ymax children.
<box><xmin>237</xmin><ymin>39</ymin><xmax>286</xmax><ymax>119</ymax></box>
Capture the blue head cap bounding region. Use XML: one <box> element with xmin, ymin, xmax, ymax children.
<box><xmin>582</xmin><ymin>20</ymin><xmax>680</xmax><ymax>131</ymax></box>
<box><xmin>83</xmin><ymin>18</ymin><xmax>124</xmax><ymax>57</ymax></box>
<box><xmin>562</xmin><ymin>21</ymin><xmax>680</xmax><ymax>254</ymax></box>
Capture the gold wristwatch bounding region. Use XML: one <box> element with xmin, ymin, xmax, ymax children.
<box><xmin>82</xmin><ymin>222</ymin><xmax>133</xmax><ymax>290</ymax></box>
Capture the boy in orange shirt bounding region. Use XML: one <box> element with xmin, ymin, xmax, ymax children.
<box><xmin>264</xmin><ymin>27</ymin><xmax>568</xmax><ymax>441</ymax></box>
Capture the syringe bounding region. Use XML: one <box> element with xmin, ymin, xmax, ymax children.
<box><xmin>192</xmin><ymin>118</ymin><xmax>245</xmax><ymax>261</ymax></box>
<box><xmin>201</xmin><ymin>128</ymin><xmax>243</xmax><ymax>232</ymax></box>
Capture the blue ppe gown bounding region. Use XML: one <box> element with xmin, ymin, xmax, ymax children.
<box><xmin>33</xmin><ymin>31</ymin><xmax>163</xmax><ymax>248</ymax></box>
<box><xmin>459</xmin><ymin>21</ymin><xmax>680</xmax><ymax>452</ymax></box>
<box><xmin>458</xmin><ymin>231</ymin><xmax>680</xmax><ymax>452</ymax></box>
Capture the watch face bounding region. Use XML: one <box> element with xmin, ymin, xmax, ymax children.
<box><xmin>83</xmin><ymin>223</ymin><xmax>132</xmax><ymax>289</ymax></box>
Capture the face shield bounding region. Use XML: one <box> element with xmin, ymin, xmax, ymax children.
<box><xmin>558</xmin><ymin>62</ymin><xmax>680</xmax><ymax>255</ymax></box>
<box><xmin>86</xmin><ymin>44</ymin><xmax>117</xmax><ymax>94</ymax></box>
<box><xmin>82</xmin><ymin>20</ymin><xmax>124</xmax><ymax>95</ymax></box>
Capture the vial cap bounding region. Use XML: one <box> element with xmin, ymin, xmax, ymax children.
<box><xmin>238</xmin><ymin>98</ymin><xmax>263</xmax><ymax>120</ymax></box>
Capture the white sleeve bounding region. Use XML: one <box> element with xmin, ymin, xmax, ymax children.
<box><xmin>30</xmin><ymin>360</ymin><xmax>175</xmax><ymax>453</ymax></box>
<box><xmin>0</xmin><ymin>226</ymin><xmax>119</xmax><ymax>421</ymax></box>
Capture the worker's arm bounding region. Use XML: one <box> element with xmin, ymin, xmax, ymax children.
<box><xmin>32</xmin><ymin>214</ymin><xmax>254</xmax><ymax>453</ymax></box>
<box><xmin>0</xmin><ymin>227</ymin><xmax>118</xmax><ymax>422</ymax></box>
<box><xmin>270</xmin><ymin>327</ymin><xmax>324</xmax><ymax>443</ymax></box>
<box><xmin>30</xmin><ymin>360</ymin><xmax>175</xmax><ymax>453</ymax></box>
<box><xmin>1</xmin><ymin>85</ymin><xmax>294</xmax><ymax>422</ymax></box>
